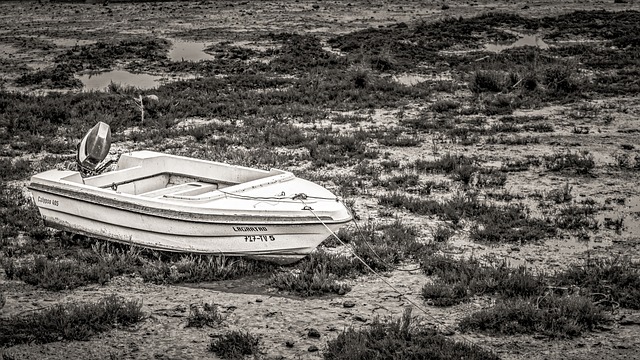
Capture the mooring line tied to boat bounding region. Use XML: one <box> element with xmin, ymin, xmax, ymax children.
<box><xmin>216</xmin><ymin>190</ymin><xmax>340</xmax><ymax>203</ymax></box>
<box><xmin>297</xmin><ymin>197</ymin><xmax>492</xmax><ymax>354</ymax></box>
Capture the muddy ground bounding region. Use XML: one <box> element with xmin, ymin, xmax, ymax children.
<box><xmin>1</xmin><ymin>0</ymin><xmax>640</xmax><ymax>359</ymax></box>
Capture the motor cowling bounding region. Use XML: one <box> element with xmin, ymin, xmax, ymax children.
<box><xmin>77</xmin><ymin>121</ymin><xmax>111</xmax><ymax>172</ymax></box>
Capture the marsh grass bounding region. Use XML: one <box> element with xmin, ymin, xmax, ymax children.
<box><xmin>268</xmin><ymin>250</ymin><xmax>353</xmax><ymax>296</ymax></box>
<box><xmin>469</xmin><ymin>70</ymin><xmax>507</xmax><ymax>93</ymax></box>
<box><xmin>0</xmin><ymin>295</ymin><xmax>143</xmax><ymax>347</ymax></box>
<box><xmin>430</xmin><ymin>99</ymin><xmax>460</xmax><ymax>113</ymax></box>
<box><xmin>186</xmin><ymin>302</ymin><xmax>224</xmax><ymax>328</ymax></box>
<box><xmin>554</xmin><ymin>204</ymin><xmax>599</xmax><ymax>231</ymax></box>
<box><xmin>0</xmin><ymin>184</ymin><xmax>46</xmax><ymax>240</ymax></box>
<box><xmin>413</xmin><ymin>154</ymin><xmax>480</xmax><ymax>185</ymax></box>
<box><xmin>469</xmin><ymin>203</ymin><xmax>555</xmax><ymax>243</ymax></box>
<box><xmin>7</xmin><ymin>235</ymin><xmax>274</xmax><ymax>290</ymax></box>
<box><xmin>544</xmin><ymin>151</ymin><xmax>595</xmax><ymax>174</ymax></box>
<box><xmin>268</xmin><ymin>220</ymin><xmax>429</xmax><ymax>296</ymax></box>
<box><xmin>56</xmin><ymin>37</ymin><xmax>170</xmax><ymax>71</ymax></box>
<box><xmin>324</xmin><ymin>308</ymin><xmax>499</xmax><ymax>360</ymax></box>
<box><xmin>209</xmin><ymin>330</ymin><xmax>261</xmax><ymax>360</ymax></box>
<box><xmin>379</xmin><ymin>192</ymin><xmax>554</xmax><ymax>242</ymax></box>
<box><xmin>422</xmin><ymin>255</ymin><xmax>638</xmax><ymax>337</ymax></box>
<box><xmin>458</xmin><ymin>295</ymin><xmax>608</xmax><ymax>338</ymax></box>
<box><xmin>421</xmin><ymin>255</ymin><xmax>546</xmax><ymax>306</ymax></box>
<box><xmin>555</xmin><ymin>256</ymin><xmax>640</xmax><ymax>309</ymax></box>
<box><xmin>15</xmin><ymin>64</ymin><xmax>81</xmax><ymax>89</ymax></box>
<box><xmin>378</xmin><ymin>173</ymin><xmax>420</xmax><ymax>191</ymax></box>
<box><xmin>486</xmin><ymin>135</ymin><xmax>540</xmax><ymax>146</ymax></box>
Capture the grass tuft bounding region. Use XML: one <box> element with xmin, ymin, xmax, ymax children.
<box><xmin>324</xmin><ymin>308</ymin><xmax>499</xmax><ymax>360</ymax></box>
<box><xmin>459</xmin><ymin>295</ymin><xmax>608</xmax><ymax>338</ymax></box>
<box><xmin>186</xmin><ymin>302</ymin><xmax>224</xmax><ymax>328</ymax></box>
<box><xmin>209</xmin><ymin>330</ymin><xmax>261</xmax><ymax>359</ymax></box>
<box><xmin>0</xmin><ymin>295</ymin><xmax>143</xmax><ymax>346</ymax></box>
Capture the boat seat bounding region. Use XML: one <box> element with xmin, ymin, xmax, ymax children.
<box><xmin>140</xmin><ymin>182</ymin><xmax>219</xmax><ymax>198</ymax></box>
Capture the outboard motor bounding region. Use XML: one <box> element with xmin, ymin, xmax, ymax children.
<box><xmin>76</xmin><ymin>121</ymin><xmax>114</xmax><ymax>175</ymax></box>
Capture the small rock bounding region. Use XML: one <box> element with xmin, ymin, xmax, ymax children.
<box><xmin>255</xmin><ymin>298</ymin><xmax>263</xmax><ymax>303</ymax></box>
<box><xmin>343</xmin><ymin>301</ymin><xmax>356</xmax><ymax>308</ymax></box>
<box><xmin>353</xmin><ymin>315</ymin><xmax>368</xmax><ymax>323</ymax></box>
<box><xmin>308</xmin><ymin>345</ymin><xmax>319</xmax><ymax>352</ymax></box>
<box><xmin>285</xmin><ymin>340</ymin><xmax>295</xmax><ymax>348</ymax></box>
<box><xmin>597</xmin><ymin>324</ymin><xmax>614</xmax><ymax>331</ymax></box>
<box><xmin>619</xmin><ymin>313</ymin><xmax>640</xmax><ymax>325</ymax></box>
<box><xmin>308</xmin><ymin>328</ymin><xmax>321</xmax><ymax>338</ymax></box>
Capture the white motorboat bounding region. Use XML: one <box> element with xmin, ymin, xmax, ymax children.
<box><xmin>28</xmin><ymin>123</ymin><xmax>351</xmax><ymax>263</ymax></box>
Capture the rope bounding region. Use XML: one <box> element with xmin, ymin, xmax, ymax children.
<box><xmin>349</xmin><ymin>214</ymin><xmax>423</xmax><ymax>272</ymax></box>
<box><xmin>216</xmin><ymin>189</ymin><xmax>339</xmax><ymax>203</ymax></box>
<box><xmin>298</xmin><ymin>198</ymin><xmax>483</xmax><ymax>348</ymax></box>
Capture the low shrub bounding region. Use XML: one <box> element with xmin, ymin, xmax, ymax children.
<box><xmin>555</xmin><ymin>256</ymin><xmax>640</xmax><ymax>309</ymax></box>
<box><xmin>469</xmin><ymin>203</ymin><xmax>555</xmax><ymax>243</ymax></box>
<box><xmin>430</xmin><ymin>99</ymin><xmax>460</xmax><ymax>113</ymax></box>
<box><xmin>0</xmin><ymin>295</ymin><xmax>143</xmax><ymax>346</ymax></box>
<box><xmin>420</xmin><ymin>255</ymin><xmax>546</xmax><ymax>306</ymax></box>
<box><xmin>268</xmin><ymin>220</ymin><xmax>429</xmax><ymax>296</ymax></box>
<box><xmin>554</xmin><ymin>204</ymin><xmax>599</xmax><ymax>231</ymax></box>
<box><xmin>209</xmin><ymin>330</ymin><xmax>261</xmax><ymax>359</ymax></box>
<box><xmin>544</xmin><ymin>151</ymin><xmax>595</xmax><ymax>174</ymax></box>
<box><xmin>186</xmin><ymin>302</ymin><xmax>224</xmax><ymax>328</ymax></box>
<box><xmin>268</xmin><ymin>250</ymin><xmax>353</xmax><ymax>296</ymax></box>
<box><xmin>469</xmin><ymin>70</ymin><xmax>506</xmax><ymax>93</ymax></box>
<box><xmin>0</xmin><ymin>184</ymin><xmax>46</xmax><ymax>240</ymax></box>
<box><xmin>9</xmin><ymin>238</ymin><xmax>274</xmax><ymax>291</ymax></box>
<box><xmin>458</xmin><ymin>295</ymin><xmax>608</xmax><ymax>338</ymax></box>
<box><xmin>324</xmin><ymin>308</ymin><xmax>499</xmax><ymax>360</ymax></box>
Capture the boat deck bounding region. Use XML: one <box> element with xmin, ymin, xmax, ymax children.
<box><xmin>140</xmin><ymin>181</ymin><xmax>221</xmax><ymax>199</ymax></box>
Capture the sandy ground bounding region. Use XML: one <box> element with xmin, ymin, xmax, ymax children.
<box><xmin>2</xmin><ymin>0</ymin><xmax>640</xmax><ymax>359</ymax></box>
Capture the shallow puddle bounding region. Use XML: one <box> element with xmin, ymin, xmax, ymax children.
<box><xmin>167</xmin><ymin>39</ymin><xmax>215</xmax><ymax>62</ymax></box>
<box><xmin>393</xmin><ymin>73</ymin><xmax>453</xmax><ymax>86</ymax></box>
<box><xmin>49</xmin><ymin>38</ymin><xmax>96</xmax><ymax>47</ymax></box>
<box><xmin>78</xmin><ymin>70</ymin><xmax>161</xmax><ymax>91</ymax></box>
<box><xmin>484</xmin><ymin>34</ymin><xmax>549</xmax><ymax>53</ymax></box>
<box><xmin>600</xmin><ymin>195</ymin><xmax>640</xmax><ymax>236</ymax></box>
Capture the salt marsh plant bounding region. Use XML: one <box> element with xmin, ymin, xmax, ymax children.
<box><xmin>458</xmin><ymin>295</ymin><xmax>608</xmax><ymax>338</ymax></box>
<box><xmin>554</xmin><ymin>204</ymin><xmax>599</xmax><ymax>231</ymax></box>
<box><xmin>555</xmin><ymin>256</ymin><xmax>640</xmax><ymax>309</ymax></box>
<box><xmin>268</xmin><ymin>220</ymin><xmax>429</xmax><ymax>296</ymax></box>
<box><xmin>421</xmin><ymin>255</ymin><xmax>546</xmax><ymax>306</ymax></box>
<box><xmin>469</xmin><ymin>70</ymin><xmax>506</xmax><ymax>93</ymax></box>
<box><xmin>209</xmin><ymin>330</ymin><xmax>261</xmax><ymax>359</ymax></box>
<box><xmin>268</xmin><ymin>250</ymin><xmax>353</xmax><ymax>296</ymax></box>
<box><xmin>7</xmin><ymin>235</ymin><xmax>274</xmax><ymax>291</ymax></box>
<box><xmin>544</xmin><ymin>151</ymin><xmax>595</xmax><ymax>174</ymax></box>
<box><xmin>186</xmin><ymin>302</ymin><xmax>224</xmax><ymax>328</ymax></box>
<box><xmin>0</xmin><ymin>295</ymin><xmax>143</xmax><ymax>346</ymax></box>
<box><xmin>324</xmin><ymin>308</ymin><xmax>499</xmax><ymax>360</ymax></box>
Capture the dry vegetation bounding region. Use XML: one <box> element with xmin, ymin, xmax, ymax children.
<box><xmin>1</xmin><ymin>0</ymin><xmax>640</xmax><ymax>359</ymax></box>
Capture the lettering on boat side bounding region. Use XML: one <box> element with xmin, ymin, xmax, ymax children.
<box><xmin>233</xmin><ymin>226</ymin><xmax>268</xmax><ymax>232</ymax></box>
<box><xmin>37</xmin><ymin>196</ymin><xmax>59</xmax><ymax>206</ymax></box>
<box><xmin>245</xmin><ymin>235</ymin><xmax>276</xmax><ymax>242</ymax></box>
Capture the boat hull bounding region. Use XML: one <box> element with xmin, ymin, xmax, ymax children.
<box><xmin>28</xmin><ymin>152</ymin><xmax>351</xmax><ymax>264</ymax></box>
<box><xmin>31</xmin><ymin>188</ymin><xmax>347</xmax><ymax>264</ymax></box>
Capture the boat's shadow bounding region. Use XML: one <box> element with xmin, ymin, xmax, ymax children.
<box><xmin>173</xmin><ymin>275</ymin><xmax>344</xmax><ymax>301</ymax></box>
